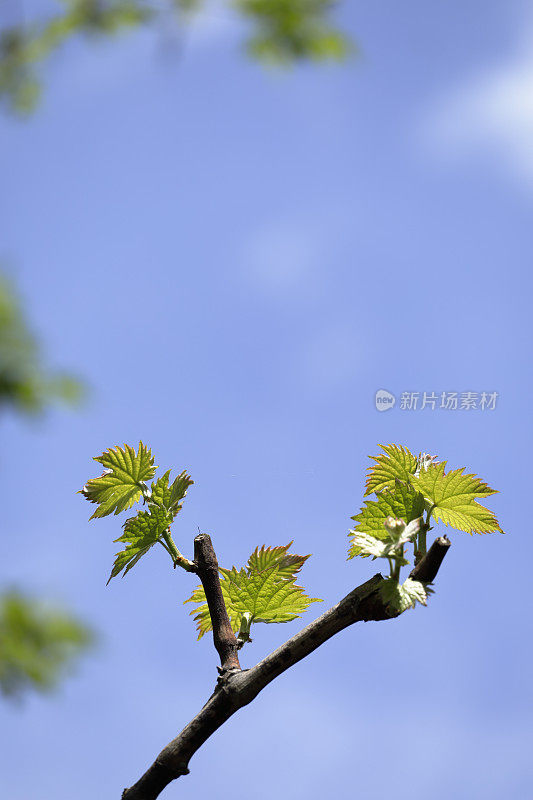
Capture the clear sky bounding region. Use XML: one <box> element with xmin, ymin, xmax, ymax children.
<box><xmin>1</xmin><ymin>1</ymin><xmax>532</xmax><ymax>798</ymax></box>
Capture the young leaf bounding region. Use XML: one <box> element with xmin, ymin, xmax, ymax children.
<box><xmin>349</xmin><ymin>518</ymin><xmax>421</xmax><ymax>561</ymax></box>
<box><xmin>364</xmin><ymin>444</ymin><xmax>418</xmax><ymax>496</ymax></box>
<box><xmin>415</xmin><ymin>452</ymin><xmax>439</xmax><ymax>476</ymax></box>
<box><xmin>185</xmin><ymin>544</ymin><xmax>321</xmax><ymax>640</ymax></box>
<box><xmin>349</xmin><ymin>480</ymin><xmax>425</xmax><ymax>558</ymax></box>
<box><xmin>107</xmin><ymin>507</ymin><xmax>169</xmax><ymax>583</ymax></box>
<box><xmin>168</xmin><ymin>471</ymin><xmax>194</xmax><ymax>511</ymax></box>
<box><xmin>150</xmin><ymin>469</ymin><xmax>193</xmax><ymax>515</ymax></box>
<box><xmin>80</xmin><ymin>442</ymin><xmax>156</xmax><ymax>519</ymax></box>
<box><xmin>379</xmin><ymin>577</ymin><xmax>428</xmax><ymax>612</ymax></box>
<box><xmin>348</xmin><ymin>532</ymin><xmax>406</xmax><ymax>561</ymax></box>
<box><xmin>246</xmin><ymin>541</ymin><xmax>310</xmax><ymax>579</ymax></box>
<box><xmin>410</xmin><ymin>462</ymin><xmax>503</xmax><ymax>534</ymax></box>
<box><xmin>224</xmin><ymin>566</ymin><xmax>321</xmax><ymax>625</ymax></box>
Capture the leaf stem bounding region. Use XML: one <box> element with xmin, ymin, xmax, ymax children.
<box><xmin>418</xmin><ymin>527</ymin><xmax>427</xmax><ymax>559</ymax></box>
<box><xmin>418</xmin><ymin>505</ymin><xmax>435</xmax><ymax>558</ymax></box>
<box><xmin>158</xmin><ymin>539</ymin><xmax>172</xmax><ymax>556</ymax></box>
<box><xmin>236</xmin><ymin>611</ymin><xmax>253</xmax><ymax>649</ymax></box>
<box><xmin>392</xmin><ymin>547</ymin><xmax>403</xmax><ymax>581</ymax></box>
<box><xmin>162</xmin><ymin>529</ymin><xmax>196</xmax><ymax>572</ymax></box>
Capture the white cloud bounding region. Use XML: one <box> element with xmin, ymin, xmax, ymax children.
<box><xmin>419</xmin><ymin>13</ymin><xmax>533</xmax><ymax>185</ymax></box>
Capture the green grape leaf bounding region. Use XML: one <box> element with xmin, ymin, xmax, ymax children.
<box><xmin>222</xmin><ymin>565</ymin><xmax>321</xmax><ymax>625</ymax></box>
<box><xmin>107</xmin><ymin>506</ymin><xmax>168</xmax><ymax>583</ymax></box>
<box><xmin>380</xmin><ymin>577</ymin><xmax>428</xmax><ymax>612</ymax></box>
<box><xmin>150</xmin><ymin>469</ymin><xmax>193</xmax><ymax>515</ymax></box>
<box><xmin>168</xmin><ymin>471</ymin><xmax>194</xmax><ymax>509</ymax></box>
<box><xmin>410</xmin><ymin>462</ymin><xmax>502</xmax><ymax>534</ymax></box>
<box><xmin>149</xmin><ymin>469</ymin><xmax>172</xmax><ymax>507</ymax></box>
<box><xmin>185</xmin><ymin>544</ymin><xmax>321</xmax><ymax>640</ymax></box>
<box><xmin>349</xmin><ymin>480</ymin><xmax>425</xmax><ymax>558</ymax></box>
<box><xmin>364</xmin><ymin>444</ymin><xmax>418</xmax><ymax>496</ymax></box>
<box><xmin>80</xmin><ymin>441</ymin><xmax>156</xmax><ymax>519</ymax></box>
<box><xmin>246</xmin><ymin>541</ymin><xmax>310</xmax><ymax>579</ymax></box>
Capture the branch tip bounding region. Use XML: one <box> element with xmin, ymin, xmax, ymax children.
<box><xmin>193</xmin><ymin>533</ymin><xmax>241</xmax><ymax>673</ymax></box>
<box><xmin>410</xmin><ymin>535</ymin><xmax>451</xmax><ymax>584</ymax></box>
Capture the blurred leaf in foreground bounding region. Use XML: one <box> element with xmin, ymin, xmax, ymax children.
<box><xmin>237</xmin><ymin>0</ymin><xmax>351</xmax><ymax>64</ymax></box>
<box><xmin>0</xmin><ymin>272</ymin><xmax>85</xmax><ymax>416</ymax></box>
<box><xmin>0</xmin><ymin>0</ymin><xmax>353</xmax><ymax>113</ymax></box>
<box><xmin>0</xmin><ymin>591</ymin><xmax>94</xmax><ymax>699</ymax></box>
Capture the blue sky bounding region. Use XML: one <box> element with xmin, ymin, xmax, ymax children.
<box><xmin>1</xmin><ymin>1</ymin><xmax>532</xmax><ymax>798</ymax></box>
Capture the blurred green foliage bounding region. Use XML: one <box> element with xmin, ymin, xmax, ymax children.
<box><xmin>0</xmin><ymin>273</ymin><xmax>92</xmax><ymax>699</ymax></box>
<box><xmin>0</xmin><ymin>0</ymin><xmax>351</xmax><ymax>113</ymax></box>
<box><xmin>0</xmin><ymin>591</ymin><xmax>93</xmax><ymax>698</ymax></box>
<box><xmin>236</xmin><ymin>1</ymin><xmax>350</xmax><ymax>63</ymax></box>
<box><xmin>0</xmin><ymin>272</ymin><xmax>85</xmax><ymax>415</ymax></box>
<box><xmin>0</xmin><ymin>0</ymin><xmax>150</xmax><ymax>112</ymax></box>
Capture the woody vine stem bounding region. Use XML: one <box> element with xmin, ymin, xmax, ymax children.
<box><xmin>120</xmin><ymin>533</ymin><xmax>451</xmax><ymax>800</ymax></box>
<box><xmin>79</xmin><ymin>443</ymin><xmax>502</xmax><ymax>799</ymax></box>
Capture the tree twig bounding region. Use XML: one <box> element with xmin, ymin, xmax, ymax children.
<box><xmin>410</xmin><ymin>535</ymin><xmax>451</xmax><ymax>583</ymax></box>
<box><xmin>193</xmin><ymin>533</ymin><xmax>241</xmax><ymax>672</ymax></box>
<box><xmin>122</xmin><ymin>536</ymin><xmax>451</xmax><ymax>800</ymax></box>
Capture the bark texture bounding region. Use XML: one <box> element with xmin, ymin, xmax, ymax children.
<box><xmin>193</xmin><ymin>533</ymin><xmax>241</xmax><ymax>671</ymax></box>
<box><xmin>409</xmin><ymin>535</ymin><xmax>451</xmax><ymax>583</ymax></box>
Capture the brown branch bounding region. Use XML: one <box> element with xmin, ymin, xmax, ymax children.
<box><xmin>193</xmin><ymin>533</ymin><xmax>241</xmax><ymax>672</ymax></box>
<box><xmin>410</xmin><ymin>535</ymin><xmax>451</xmax><ymax>583</ymax></box>
<box><xmin>122</xmin><ymin>536</ymin><xmax>451</xmax><ymax>800</ymax></box>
